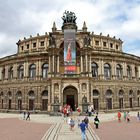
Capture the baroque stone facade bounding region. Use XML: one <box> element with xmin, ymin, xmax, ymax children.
<box><xmin>0</xmin><ymin>13</ymin><xmax>140</xmax><ymax>112</ymax></box>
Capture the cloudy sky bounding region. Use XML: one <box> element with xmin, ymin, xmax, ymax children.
<box><xmin>0</xmin><ymin>0</ymin><xmax>140</xmax><ymax>57</ymax></box>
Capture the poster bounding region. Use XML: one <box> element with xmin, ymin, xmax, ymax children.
<box><xmin>64</xmin><ymin>29</ymin><xmax>76</xmax><ymax>74</ymax></box>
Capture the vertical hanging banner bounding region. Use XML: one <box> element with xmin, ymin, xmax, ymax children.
<box><xmin>64</xmin><ymin>29</ymin><xmax>76</xmax><ymax>74</ymax></box>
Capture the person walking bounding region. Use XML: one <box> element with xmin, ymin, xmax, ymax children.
<box><xmin>23</xmin><ymin>111</ymin><xmax>26</xmax><ymax>120</ymax></box>
<box><xmin>69</xmin><ymin>118</ymin><xmax>75</xmax><ymax>130</ymax></box>
<box><xmin>137</xmin><ymin>111</ymin><xmax>140</xmax><ymax>121</ymax></box>
<box><xmin>26</xmin><ymin>111</ymin><xmax>30</xmax><ymax>121</ymax></box>
<box><xmin>117</xmin><ymin>111</ymin><xmax>121</xmax><ymax>122</ymax></box>
<box><xmin>126</xmin><ymin>111</ymin><xmax>130</xmax><ymax>122</ymax></box>
<box><xmin>123</xmin><ymin>111</ymin><xmax>127</xmax><ymax>121</ymax></box>
<box><xmin>94</xmin><ymin>116</ymin><xmax>100</xmax><ymax>129</ymax></box>
<box><xmin>84</xmin><ymin>116</ymin><xmax>89</xmax><ymax>128</ymax></box>
<box><xmin>79</xmin><ymin>120</ymin><xmax>88</xmax><ymax>140</ymax></box>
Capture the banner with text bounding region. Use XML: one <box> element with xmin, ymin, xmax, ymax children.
<box><xmin>64</xmin><ymin>29</ymin><xmax>76</xmax><ymax>74</ymax></box>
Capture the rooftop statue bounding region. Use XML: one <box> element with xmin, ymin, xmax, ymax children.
<box><xmin>84</xmin><ymin>36</ymin><xmax>91</xmax><ymax>46</ymax></box>
<box><xmin>62</xmin><ymin>10</ymin><xmax>77</xmax><ymax>24</ymax></box>
<box><xmin>49</xmin><ymin>34</ymin><xmax>56</xmax><ymax>47</ymax></box>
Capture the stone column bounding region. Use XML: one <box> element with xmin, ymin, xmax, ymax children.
<box><xmin>29</xmin><ymin>40</ymin><xmax>32</xmax><ymax>52</ymax></box>
<box><xmin>48</xmin><ymin>55</ymin><xmax>51</xmax><ymax>73</ymax></box>
<box><xmin>131</xmin><ymin>64</ymin><xmax>135</xmax><ymax>78</ymax></box>
<box><xmin>87</xmin><ymin>82</ymin><xmax>90</xmax><ymax>103</ymax></box>
<box><xmin>85</xmin><ymin>54</ymin><xmax>88</xmax><ymax>72</ymax></box>
<box><xmin>80</xmin><ymin>56</ymin><xmax>83</xmax><ymax>72</ymax></box>
<box><xmin>38</xmin><ymin>60</ymin><xmax>41</xmax><ymax>77</ymax></box>
<box><xmin>51</xmin><ymin>84</ymin><xmax>54</xmax><ymax>104</ymax></box>
<box><xmin>44</xmin><ymin>37</ymin><xmax>47</xmax><ymax>50</ymax></box>
<box><xmin>24</xmin><ymin>62</ymin><xmax>27</xmax><ymax>77</ymax></box>
<box><xmin>113</xmin><ymin>61</ymin><xmax>116</xmax><ymax>79</ymax></box>
<box><xmin>101</xmin><ymin>38</ymin><xmax>103</xmax><ymax>49</ymax></box>
<box><xmin>112</xmin><ymin>61</ymin><xmax>115</xmax><ymax>79</ymax></box>
<box><xmin>47</xmin><ymin>85</ymin><xmax>51</xmax><ymax>111</ymax></box>
<box><xmin>5</xmin><ymin>65</ymin><xmax>8</xmax><ymax>79</ymax></box>
<box><xmin>89</xmin><ymin>55</ymin><xmax>91</xmax><ymax>72</ymax></box>
<box><xmin>37</xmin><ymin>38</ymin><xmax>39</xmax><ymax>51</ymax></box>
<box><xmin>13</xmin><ymin>63</ymin><xmax>17</xmax><ymax>79</ymax></box>
<box><xmin>123</xmin><ymin>62</ymin><xmax>126</xmax><ymax>79</ymax></box>
<box><xmin>57</xmin><ymin>55</ymin><xmax>59</xmax><ymax>73</ymax></box>
<box><xmin>52</xmin><ymin>55</ymin><xmax>55</xmax><ymax>72</ymax></box>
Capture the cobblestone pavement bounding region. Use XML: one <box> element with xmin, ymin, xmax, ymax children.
<box><xmin>92</xmin><ymin>117</ymin><xmax>140</xmax><ymax>140</ymax></box>
<box><xmin>0</xmin><ymin>111</ymin><xmax>138</xmax><ymax>140</ymax></box>
<box><xmin>0</xmin><ymin>118</ymin><xmax>51</xmax><ymax>140</ymax></box>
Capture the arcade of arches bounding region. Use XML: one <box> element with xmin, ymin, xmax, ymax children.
<box><xmin>0</xmin><ymin>87</ymin><xmax>140</xmax><ymax>112</ymax></box>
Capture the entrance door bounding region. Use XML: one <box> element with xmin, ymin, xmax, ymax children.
<box><xmin>93</xmin><ymin>98</ymin><xmax>99</xmax><ymax>110</ymax></box>
<box><xmin>119</xmin><ymin>98</ymin><xmax>123</xmax><ymax>109</ymax></box>
<box><xmin>67</xmin><ymin>95</ymin><xmax>75</xmax><ymax>111</ymax></box>
<box><xmin>18</xmin><ymin>100</ymin><xmax>22</xmax><ymax>110</ymax></box>
<box><xmin>42</xmin><ymin>99</ymin><xmax>48</xmax><ymax>110</ymax></box>
<box><xmin>129</xmin><ymin>98</ymin><xmax>133</xmax><ymax>108</ymax></box>
<box><xmin>8</xmin><ymin>99</ymin><xmax>11</xmax><ymax>109</ymax></box>
<box><xmin>138</xmin><ymin>98</ymin><xmax>140</xmax><ymax>107</ymax></box>
<box><xmin>63</xmin><ymin>86</ymin><xmax>78</xmax><ymax>111</ymax></box>
<box><xmin>29</xmin><ymin>99</ymin><xmax>34</xmax><ymax>110</ymax></box>
<box><xmin>106</xmin><ymin>98</ymin><xmax>112</xmax><ymax>110</ymax></box>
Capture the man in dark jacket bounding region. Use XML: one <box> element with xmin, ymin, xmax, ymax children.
<box><xmin>94</xmin><ymin>116</ymin><xmax>99</xmax><ymax>129</ymax></box>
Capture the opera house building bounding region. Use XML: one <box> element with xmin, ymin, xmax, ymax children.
<box><xmin>0</xmin><ymin>11</ymin><xmax>140</xmax><ymax>113</ymax></box>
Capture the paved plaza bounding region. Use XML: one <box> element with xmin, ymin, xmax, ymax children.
<box><xmin>0</xmin><ymin>111</ymin><xmax>139</xmax><ymax>140</ymax></box>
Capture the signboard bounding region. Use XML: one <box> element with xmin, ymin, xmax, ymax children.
<box><xmin>64</xmin><ymin>29</ymin><xmax>76</xmax><ymax>74</ymax></box>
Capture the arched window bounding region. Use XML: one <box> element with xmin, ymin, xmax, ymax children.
<box><xmin>16</xmin><ymin>91</ymin><xmax>22</xmax><ymax>110</ymax></box>
<box><xmin>42</xmin><ymin>90</ymin><xmax>48</xmax><ymax>96</ymax></box>
<box><xmin>116</xmin><ymin>64</ymin><xmax>122</xmax><ymax>79</ymax></box>
<box><xmin>93</xmin><ymin>90</ymin><xmax>99</xmax><ymax>96</ymax></box>
<box><xmin>7</xmin><ymin>91</ymin><xmax>12</xmax><ymax>97</ymax></box>
<box><xmin>29</xmin><ymin>64</ymin><xmax>36</xmax><ymax>78</ymax></box>
<box><xmin>28</xmin><ymin>90</ymin><xmax>35</xmax><ymax>97</ymax></box>
<box><xmin>127</xmin><ymin>65</ymin><xmax>132</xmax><ymax>79</ymax></box>
<box><xmin>16</xmin><ymin>91</ymin><xmax>22</xmax><ymax>97</ymax></box>
<box><xmin>137</xmin><ymin>90</ymin><xmax>140</xmax><ymax>96</ymax></box>
<box><xmin>129</xmin><ymin>90</ymin><xmax>133</xmax><ymax>96</ymax></box>
<box><xmin>106</xmin><ymin>89</ymin><xmax>112</xmax><ymax>96</ymax></box>
<box><xmin>104</xmin><ymin>63</ymin><xmax>111</xmax><ymax>79</ymax></box>
<box><xmin>9</xmin><ymin>66</ymin><xmax>13</xmax><ymax>79</ymax></box>
<box><xmin>41</xmin><ymin>90</ymin><xmax>48</xmax><ymax>110</ymax></box>
<box><xmin>91</xmin><ymin>62</ymin><xmax>98</xmax><ymax>77</ymax></box>
<box><xmin>118</xmin><ymin>89</ymin><xmax>124</xmax><ymax>96</ymax></box>
<box><xmin>18</xmin><ymin>65</ymin><xmax>24</xmax><ymax>79</ymax></box>
<box><xmin>106</xmin><ymin>89</ymin><xmax>113</xmax><ymax>110</ymax></box>
<box><xmin>42</xmin><ymin>63</ymin><xmax>48</xmax><ymax>78</ymax></box>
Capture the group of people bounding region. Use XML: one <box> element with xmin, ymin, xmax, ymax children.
<box><xmin>67</xmin><ymin>115</ymin><xmax>100</xmax><ymax>140</ymax></box>
<box><xmin>117</xmin><ymin>111</ymin><xmax>140</xmax><ymax>122</ymax></box>
<box><xmin>87</xmin><ymin>105</ymin><xmax>98</xmax><ymax>117</ymax></box>
<box><xmin>62</xmin><ymin>104</ymin><xmax>73</xmax><ymax>117</ymax></box>
<box><xmin>22</xmin><ymin>111</ymin><xmax>30</xmax><ymax>121</ymax></box>
<box><xmin>117</xmin><ymin>111</ymin><xmax>131</xmax><ymax>122</ymax></box>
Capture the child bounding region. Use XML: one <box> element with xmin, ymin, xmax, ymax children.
<box><xmin>69</xmin><ymin>118</ymin><xmax>75</xmax><ymax>130</ymax></box>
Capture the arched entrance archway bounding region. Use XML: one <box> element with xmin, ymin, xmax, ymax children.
<box><xmin>63</xmin><ymin>86</ymin><xmax>78</xmax><ymax>111</ymax></box>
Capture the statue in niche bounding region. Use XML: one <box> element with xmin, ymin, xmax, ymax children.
<box><xmin>82</xmin><ymin>83</ymin><xmax>86</xmax><ymax>91</ymax></box>
<box><xmin>54</xmin><ymin>96</ymin><xmax>59</xmax><ymax>104</ymax></box>
<box><xmin>54</xmin><ymin>84</ymin><xmax>59</xmax><ymax>92</ymax></box>
<box><xmin>83</xmin><ymin>36</ymin><xmax>91</xmax><ymax>46</ymax></box>
<box><xmin>82</xmin><ymin>96</ymin><xmax>87</xmax><ymax>103</ymax></box>
<box><xmin>49</xmin><ymin>34</ymin><xmax>56</xmax><ymax>47</ymax></box>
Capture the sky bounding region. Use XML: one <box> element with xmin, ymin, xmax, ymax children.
<box><xmin>0</xmin><ymin>0</ymin><xmax>140</xmax><ymax>57</ymax></box>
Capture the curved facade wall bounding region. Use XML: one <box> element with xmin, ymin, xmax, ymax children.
<box><xmin>0</xmin><ymin>21</ymin><xmax>140</xmax><ymax>112</ymax></box>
